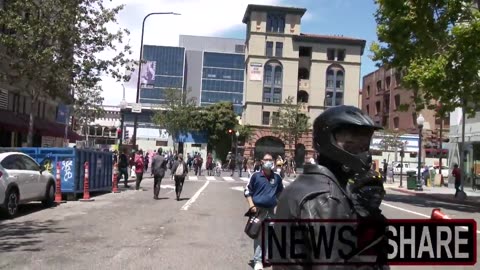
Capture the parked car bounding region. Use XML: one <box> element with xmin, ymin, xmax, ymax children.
<box><xmin>0</xmin><ymin>152</ymin><xmax>56</xmax><ymax>218</ymax></box>
<box><xmin>392</xmin><ymin>162</ymin><xmax>417</xmax><ymax>175</ymax></box>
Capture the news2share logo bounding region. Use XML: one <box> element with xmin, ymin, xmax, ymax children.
<box><xmin>262</xmin><ymin>219</ymin><xmax>477</xmax><ymax>266</ymax></box>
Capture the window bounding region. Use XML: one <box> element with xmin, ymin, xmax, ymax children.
<box><xmin>272</xmin><ymin>112</ymin><xmax>280</xmax><ymax>125</ymax></box>
<box><xmin>394</xmin><ymin>94</ymin><xmax>401</xmax><ymax>110</ymax></box>
<box><xmin>263</xmin><ymin>60</ymin><xmax>283</xmax><ymax>104</ymax></box>
<box><xmin>299</xmin><ymin>46</ymin><xmax>312</xmax><ymax>57</ymax></box>
<box><xmin>336</xmin><ymin>49</ymin><xmax>346</xmax><ymax>61</ymax></box>
<box><xmin>386</xmin><ymin>76</ymin><xmax>391</xmax><ymax>90</ymax></box>
<box><xmin>266</xmin><ymin>41</ymin><xmax>274</xmax><ymax>57</ymax></box>
<box><xmin>297</xmin><ymin>91</ymin><xmax>309</xmax><ymax>103</ymax></box>
<box><xmin>375</xmin><ymin>101</ymin><xmax>381</xmax><ymax>115</ymax></box>
<box><xmin>366</xmin><ymin>105</ymin><xmax>370</xmax><ymax>115</ymax></box>
<box><xmin>327</xmin><ymin>48</ymin><xmax>335</xmax><ymax>60</ymax></box>
<box><xmin>376</xmin><ymin>80</ymin><xmax>382</xmax><ymax>93</ymax></box>
<box><xmin>324</xmin><ymin>64</ymin><xmax>345</xmax><ymax>106</ymax></box>
<box><xmin>0</xmin><ymin>155</ymin><xmax>26</xmax><ymax>170</ymax></box>
<box><xmin>235</xmin><ymin>44</ymin><xmax>245</xmax><ymax>53</ymax></box>
<box><xmin>298</xmin><ymin>68</ymin><xmax>310</xmax><ymax>80</ymax></box>
<box><xmin>366</xmin><ymin>86</ymin><xmax>370</xmax><ymax>97</ymax></box>
<box><xmin>262</xmin><ymin>112</ymin><xmax>271</xmax><ymax>125</ymax></box>
<box><xmin>393</xmin><ymin>117</ymin><xmax>400</xmax><ymax>129</ymax></box>
<box><xmin>21</xmin><ymin>155</ymin><xmax>39</xmax><ymax>171</ymax></box>
<box><xmin>266</xmin><ymin>13</ymin><xmax>285</xmax><ymax>33</ymax></box>
<box><xmin>275</xmin><ymin>42</ymin><xmax>283</xmax><ymax>57</ymax></box>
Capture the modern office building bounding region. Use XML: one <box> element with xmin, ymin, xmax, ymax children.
<box><xmin>180</xmin><ymin>35</ymin><xmax>245</xmax><ymax>115</ymax></box>
<box><xmin>138</xmin><ymin>45</ymin><xmax>186</xmax><ymax>105</ymax></box>
<box><xmin>241</xmin><ymin>4</ymin><xmax>366</xmax><ymax>164</ymax></box>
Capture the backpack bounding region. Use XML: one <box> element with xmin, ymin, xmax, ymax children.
<box><xmin>175</xmin><ymin>162</ymin><xmax>184</xmax><ymax>176</ymax></box>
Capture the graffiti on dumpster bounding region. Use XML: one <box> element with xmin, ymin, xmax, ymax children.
<box><xmin>42</xmin><ymin>159</ymin><xmax>54</xmax><ymax>175</ymax></box>
<box><xmin>62</xmin><ymin>159</ymin><xmax>73</xmax><ymax>182</ymax></box>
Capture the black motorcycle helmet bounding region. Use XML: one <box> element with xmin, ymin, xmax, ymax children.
<box><xmin>313</xmin><ymin>105</ymin><xmax>382</xmax><ymax>174</ymax></box>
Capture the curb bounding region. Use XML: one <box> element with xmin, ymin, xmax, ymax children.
<box><xmin>388</xmin><ymin>187</ymin><xmax>480</xmax><ymax>208</ymax></box>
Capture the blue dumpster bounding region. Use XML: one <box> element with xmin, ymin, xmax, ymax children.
<box><xmin>0</xmin><ymin>147</ymin><xmax>113</xmax><ymax>197</ymax></box>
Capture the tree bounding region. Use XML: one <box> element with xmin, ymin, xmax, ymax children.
<box><xmin>0</xmin><ymin>0</ymin><xmax>132</xmax><ymax>146</ymax></box>
<box><xmin>378</xmin><ymin>129</ymin><xmax>405</xmax><ymax>162</ymax></box>
<box><xmin>152</xmin><ymin>88</ymin><xmax>198</xmax><ymax>146</ymax></box>
<box><xmin>271</xmin><ymin>96</ymin><xmax>310</xmax><ymax>156</ymax></box>
<box><xmin>190</xmin><ymin>101</ymin><xmax>239</xmax><ymax>160</ymax></box>
<box><xmin>74</xmin><ymin>84</ymin><xmax>105</xmax><ymax>144</ymax></box>
<box><xmin>371</xmin><ymin>0</ymin><xmax>480</xmax><ymax>187</ymax></box>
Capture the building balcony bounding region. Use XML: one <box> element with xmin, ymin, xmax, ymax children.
<box><xmin>298</xmin><ymin>79</ymin><xmax>310</xmax><ymax>91</ymax></box>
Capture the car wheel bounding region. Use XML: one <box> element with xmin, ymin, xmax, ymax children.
<box><xmin>41</xmin><ymin>181</ymin><xmax>55</xmax><ymax>208</ymax></box>
<box><xmin>2</xmin><ymin>189</ymin><xmax>19</xmax><ymax>219</ymax></box>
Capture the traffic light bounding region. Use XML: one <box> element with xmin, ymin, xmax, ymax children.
<box><xmin>228</xmin><ymin>129</ymin><xmax>233</xmax><ymax>134</ymax></box>
<box><xmin>117</xmin><ymin>128</ymin><xmax>122</xmax><ymax>139</ymax></box>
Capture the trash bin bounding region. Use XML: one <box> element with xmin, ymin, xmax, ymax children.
<box><xmin>407</xmin><ymin>171</ymin><xmax>417</xmax><ymax>190</ymax></box>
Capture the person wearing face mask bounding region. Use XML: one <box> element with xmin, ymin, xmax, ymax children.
<box><xmin>244</xmin><ymin>153</ymin><xmax>284</xmax><ymax>270</ymax></box>
<box><xmin>272</xmin><ymin>105</ymin><xmax>390</xmax><ymax>270</ymax></box>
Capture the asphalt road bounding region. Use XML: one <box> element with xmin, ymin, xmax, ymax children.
<box><xmin>0</xmin><ymin>173</ymin><xmax>478</xmax><ymax>270</ymax></box>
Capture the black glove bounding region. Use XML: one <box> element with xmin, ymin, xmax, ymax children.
<box><xmin>348</xmin><ymin>170</ymin><xmax>386</xmax><ymax>217</ymax></box>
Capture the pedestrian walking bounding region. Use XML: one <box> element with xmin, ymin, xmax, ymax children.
<box><xmin>244</xmin><ymin>153</ymin><xmax>283</xmax><ymax>270</ymax></box>
<box><xmin>118</xmin><ymin>149</ymin><xmax>130</xmax><ymax>188</ymax></box>
<box><xmin>273</xmin><ymin>105</ymin><xmax>389</xmax><ymax>269</ymax></box>
<box><xmin>134</xmin><ymin>150</ymin><xmax>145</xmax><ymax>190</ymax></box>
<box><xmin>452</xmin><ymin>164</ymin><xmax>462</xmax><ymax>197</ymax></box>
<box><xmin>171</xmin><ymin>154</ymin><xmax>188</xmax><ymax>201</ymax></box>
<box><xmin>151</xmin><ymin>148</ymin><xmax>167</xmax><ymax>200</ymax></box>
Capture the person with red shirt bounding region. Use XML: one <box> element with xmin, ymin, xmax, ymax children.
<box><xmin>451</xmin><ymin>163</ymin><xmax>462</xmax><ymax>197</ymax></box>
<box><xmin>206</xmin><ymin>153</ymin><xmax>213</xmax><ymax>176</ymax></box>
<box><xmin>134</xmin><ymin>150</ymin><xmax>145</xmax><ymax>190</ymax></box>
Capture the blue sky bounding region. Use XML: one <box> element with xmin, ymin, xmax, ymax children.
<box><xmin>220</xmin><ymin>0</ymin><xmax>380</xmax><ymax>81</ymax></box>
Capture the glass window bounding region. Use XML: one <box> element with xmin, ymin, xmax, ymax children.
<box><xmin>264</xmin><ymin>65</ymin><xmax>272</xmax><ymax>85</ymax></box>
<box><xmin>155</xmin><ymin>76</ymin><xmax>183</xmax><ymax>88</ymax></box>
<box><xmin>337</xmin><ymin>49</ymin><xmax>346</xmax><ymax>61</ymax></box>
<box><xmin>326</xmin><ymin>70</ymin><xmax>334</xmax><ymax>88</ymax></box>
<box><xmin>143</xmin><ymin>45</ymin><xmax>185</xmax><ymax>77</ymax></box>
<box><xmin>275</xmin><ymin>42</ymin><xmax>283</xmax><ymax>57</ymax></box>
<box><xmin>274</xmin><ymin>66</ymin><xmax>282</xmax><ymax>86</ymax></box>
<box><xmin>325</xmin><ymin>91</ymin><xmax>333</xmax><ymax>107</ymax></box>
<box><xmin>235</xmin><ymin>44</ymin><xmax>245</xmax><ymax>53</ymax></box>
<box><xmin>266</xmin><ymin>13</ymin><xmax>285</xmax><ymax>33</ymax></box>
<box><xmin>0</xmin><ymin>155</ymin><xmax>26</xmax><ymax>170</ymax></box>
<box><xmin>21</xmin><ymin>155</ymin><xmax>39</xmax><ymax>171</ymax></box>
<box><xmin>201</xmin><ymin>91</ymin><xmax>243</xmax><ymax>104</ymax></box>
<box><xmin>203</xmin><ymin>52</ymin><xmax>245</xmax><ymax>69</ymax></box>
<box><xmin>201</xmin><ymin>80</ymin><xmax>243</xmax><ymax>93</ymax></box>
<box><xmin>262</xmin><ymin>112</ymin><xmax>270</xmax><ymax>125</ymax></box>
<box><xmin>336</xmin><ymin>70</ymin><xmax>344</xmax><ymax>90</ymax></box>
<box><xmin>335</xmin><ymin>92</ymin><xmax>344</xmax><ymax>106</ymax></box>
<box><xmin>327</xmin><ymin>48</ymin><xmax>335</xmax><ymax>61</ymax></box>
<box><xmin>266</xmin><ymin>42</ymin><xmax>273</xmax><ymax>57</ymax></box>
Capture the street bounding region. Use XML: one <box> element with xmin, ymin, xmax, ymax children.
<box><xmin>0</xmin><ymin>174</ymin><xmax>478</xmax><ymax>270</ymax></box>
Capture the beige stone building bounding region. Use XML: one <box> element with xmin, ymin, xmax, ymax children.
<box><xmin>241</xmin><ymin>4</ymin><xmax>366</xmax><ymax>165</ymax></box>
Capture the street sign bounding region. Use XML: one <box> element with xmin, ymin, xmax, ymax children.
<box><xmin>132</xmin><ymin>103</ymin><xmax>142</xmax><ymax>113</ymax></box>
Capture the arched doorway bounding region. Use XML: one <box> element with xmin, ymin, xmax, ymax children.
<box><xmin>295</xmin><ymin>144</ymin><xmax>306</xmax><ymax>168</ymax></box>
<box><xmin>254</xmin><ymin>136</ymin><xmax>285</xmax><ymax>161</ymax></box>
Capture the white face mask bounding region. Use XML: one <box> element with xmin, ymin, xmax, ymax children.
<box><xmin>276</xmin><ymin>168</ymin><xmax>281</xmax><ymax>173</ymax></box>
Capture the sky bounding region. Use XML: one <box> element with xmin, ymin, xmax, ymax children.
<box><xmin>100</xmin><ymin>0</ymin><xmax>380</xmax><ymax>106</ymax></box>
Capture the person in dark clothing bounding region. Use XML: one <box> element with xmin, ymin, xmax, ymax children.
<box><xmin>383</xmin><ymin>159</ymin><xmax>388</xmax><ymax>183</ymax></box>
<box><xmin>273</xmin><ymin>105</ymin><xmax>389</xmax><ymax>270</ymax></box>
<box><xmin>118</xmin><ymin>150</ymin><xmax>130</xmax><ymax>188</ymax></box>
<box><xmin>151</xmin><ymin>148</ymin><xmax>167</xmax><ymax>200</ymax></box>
<box><xmin>171</xmin><ymin>154</ymin><xmax>188</xmax><ymax>201</ymax></box>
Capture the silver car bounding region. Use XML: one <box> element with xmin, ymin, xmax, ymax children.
<box><xmin>0</xmin><ymin>152</ymin><xmax>56</xmax><ymax>218</ymax></box>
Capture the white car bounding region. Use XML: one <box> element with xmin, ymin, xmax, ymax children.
<box><xmin>0</xmin><ymin>152</ymin><xmax>56</xmax><ymax>218</ymax></box>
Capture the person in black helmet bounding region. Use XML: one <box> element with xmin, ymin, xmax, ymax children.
<box><xmin>271</xmin><ymin>105</ymin><xmax>389</xmax><ymax>270</ymax></box>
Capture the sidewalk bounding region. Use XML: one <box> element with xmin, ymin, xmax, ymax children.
<box><xmin>385</xmin><ymin>183</ymin><xmax>480</xmax><ymax>207</ymax></box>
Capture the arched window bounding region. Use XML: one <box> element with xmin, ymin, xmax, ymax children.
<box><xmin>266</xmin><ymin>13</ymin><xmax>286</xmax><ymax>33</ymax></box>
<box><xmin>325</xmin><ymin>64</ymin><xmax>345</xmax><ymax>107</ymax></box>
<box><xmin>297</xmin><ymin>90</ymin><xmax>309</xmax><ymax>103</ymax></box>
<box><xmin>263</xmin><ymin>61</ymin><xmax>283</xmax><ymax>104</ymax></box>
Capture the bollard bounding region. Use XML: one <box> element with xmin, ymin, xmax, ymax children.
<box><xmin>431</xmin><ymin>208</ymin><xmax>450</xmax><ymax>220</ymax></box>
<box><xmin>55</xmin><ymin>162</ymin><xmax>66</xmax><ymax>204</ymax></box>
<box><xmin>112</xmin><ymin>162</ymin><xmax>120</xmax><ymax>193</ymax></box>
<box><xmin>80</xmin><ymin>161</ymin><xmax>95</xmax><ymax>202</ymax></box>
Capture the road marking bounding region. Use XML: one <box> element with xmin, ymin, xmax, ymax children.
<box><xmin>223</xmin><ymin>176</ymin><xmax>234</xmax><ymax>182</ymax></box>
<box><xmin>231</xmin><ymin>186</ymin><xmax>244</xmax><ymax>192</ymax></box>
<box><xmin>188</xmin><ymin>176</ymin><xmax>198</xmax><ymax>181</ymax></box>
<box><xmin>206</xmin><ymin>176</ymin><xmax>216</xmax><ymax>181</ymax></box>
<box><xmin>382</xmin><ymin>202</ymin><xmax>480</xmax><ymax>234</ymax></box>
<box><xmin>240</xmin><ymin>177</ymin><xmax>250</xmax><ymax>182</ymax></box>
<box><xmin>181</xmin><ymin>181</ymin><xmax>210</xmax><ymax>211</ymax></box>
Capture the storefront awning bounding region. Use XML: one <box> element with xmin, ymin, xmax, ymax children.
<box><xmin>34</xmin><ymin>118</ymin><xmax>83</xmax><ymax>142</ymax></box>
<box><xmin>0</xmin><ymin>110</ymin><xmax>29</xmax><ymax>133</ymax></box>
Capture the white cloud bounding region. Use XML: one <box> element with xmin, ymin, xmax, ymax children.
<box><xmin>100</xmin><ymin>0</ymin><xmax>280</xmax><ymax>106</ymax></box>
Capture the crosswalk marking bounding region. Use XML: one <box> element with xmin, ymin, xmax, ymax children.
<box><xmin>223</xmin><ymin>176</ymin><xmax>234</xmax><ymax>182</ymax></box>
<box><xmin>240</xmin><ymin>177</ymin><xmax>250</xmax><ymax>182</ymax></box>
<box><xmin>188</xmin><ymin>176</ymin><xmax>198</xmax><ymax>181</ymax></box>
<box><xmin>206</xmin><ymin>176</ymin><xmax>216</xmax><ymax>181</ymax></box>
<box><xmin>184</xmin><ymin>175</ymin><xmax>295</xmax><ymax>183</ymax></box>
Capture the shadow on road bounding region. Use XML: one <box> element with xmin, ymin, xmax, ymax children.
<box><xmin>0</xmin><ymin>219</ymin><xmax>68</xmax><ymax>252</ymax></box>
<box><xmin>0</xmin><ymin>203</ymin><xmax>54</xmax><ymax>220</ymax></box>
<box><xmin>177</xmin><ymin>198</ymin><xmax>190</xmax><ymax>201</ymax></box>
<box><xmin>384</xmin><ymin>193</ymin><xmax>480</xmax><ymax>213</ymax></box>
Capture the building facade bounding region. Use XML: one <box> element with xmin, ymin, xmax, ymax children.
<box><xmin>241</xmin><ymin>4</ymin><xmax>366</xmax><ymax>164</ymax></box>
<box><xmin>180</xmin><ymin>35</ymin><xmax>245</xmax><ymax>115</ymax></box>
<box><xmin>139</xmin><ymin>45</ymin><xmax>186</xmax><ymax>105</ymax></box>
<box><xmin>361</xmin><ymin>66</ymin><xmax>450</xmax><ymax>161</ymax></box>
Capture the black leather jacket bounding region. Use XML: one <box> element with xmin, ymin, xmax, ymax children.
<box><xmin>271</xmin><ymin>164</ymin><xmax>390</xmax><ymax>270</ymax></box>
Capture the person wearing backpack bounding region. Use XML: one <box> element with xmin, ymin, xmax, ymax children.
<box><xmin>134</xmin><ymin>150</ymin><xmax>145</xmax><ymax>190</ymax></box>
<box><xmin>171</xmin><ymin>153</ymin><xmax>188</xmax><ymax>201</ymax></box>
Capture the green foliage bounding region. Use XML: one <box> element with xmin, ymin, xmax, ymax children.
<box><xmin>0</xmin><ymin>0</ymin><xmax>133</xmax><ymax>146</ymax></box>
<box><xmin>370</xmin><ymin>0</ymin><xmax>480</xmax><ymax>117</ymax></box>
<box><xmin>74</xmin><ymin>84</ymin><xmax>105</xmax><ymax>140</ymax></box>
<box><xmin>152</xmin><ymin>88</ymin><xmax>198</xmax><ymax>141</ymax></box>
<box><xmin>271</xmin><ymin>96</ymin><xmax>310</xmax><ymax>154</ymax></box>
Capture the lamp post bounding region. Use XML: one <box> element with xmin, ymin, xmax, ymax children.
<box><xmin>235</xmin><ymin>131</ymin><xmax>240</xmax><ymax>174</ymax></box>
<box><xmin>131</xmin><ymin>12</ymin><xmax>181</xmax><ymax>147</ymax></box>
<box><xmin>119</xmin><ymin>84</ymin><xmax>127</xmax><ymax>147</ymax></box>
<box><xmin>416</xmin><ymin>114</ymin><xmax>425</xmax><ymax>191</ymax></box>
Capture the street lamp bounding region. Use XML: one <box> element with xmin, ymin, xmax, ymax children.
<box><xmin>235</xmin><ymin>131</ymin><xmax>240</xmax><ymax>174</ymax></box>
<box><xmin>131</xmin><ymin>12</ymin><xmax>181</xmax><ymax>147</ymax></box>
<box><xmin>119</xmin><ymin>84</ymin><xmax>128</xmax><ymax>147</ymax></box>
<box><xmin>416</xmin><ymin>114</ymin><xmax>425</xmax><ymax>191</ymax></box>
